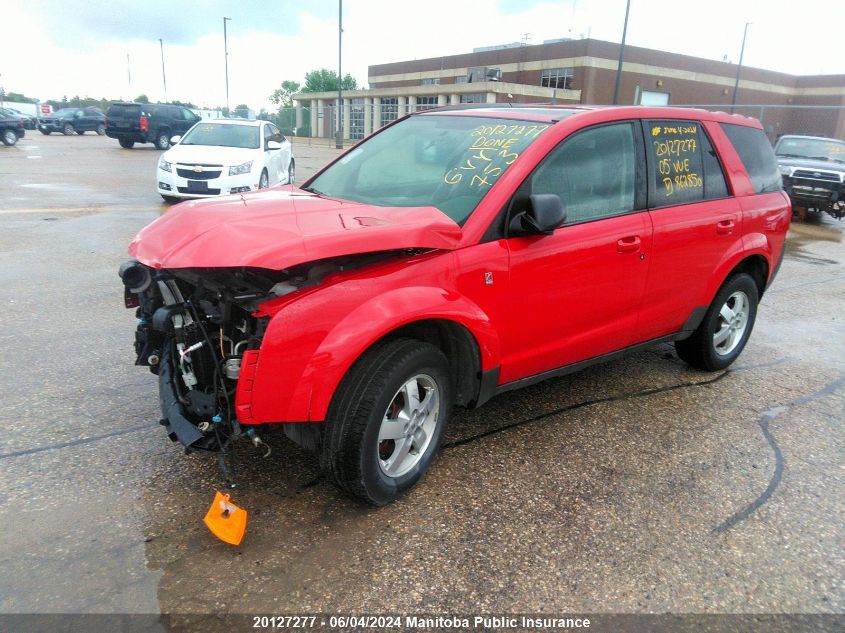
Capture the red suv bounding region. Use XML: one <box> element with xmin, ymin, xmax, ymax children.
<box><xmin>120</xmin><ymin>106</ymin><xmax>790</xmax><ymax>504</ymax></box>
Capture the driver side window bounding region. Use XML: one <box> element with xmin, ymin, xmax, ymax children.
<box><xmin>531</xmin><ymin>122</ymin><xmax>635</xmax><ymax>225</ymax></box>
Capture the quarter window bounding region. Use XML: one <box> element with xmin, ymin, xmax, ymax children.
<box><xmin>720</xmin><ymin>123</ymin><xmax>782</xmax><ymax>194</ymax></box>
<box><xmin>530</xmin><ymin>123</ymin><xmax>636</xmax><ymax>225</ymax></box>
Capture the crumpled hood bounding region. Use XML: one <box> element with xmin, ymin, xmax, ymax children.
<box><xmin>129</xmin><ymin>188</ymin><xmax>463</xmax><ymax>270</ymax></box>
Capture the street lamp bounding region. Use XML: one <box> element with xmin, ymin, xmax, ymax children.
<box><xmin>731</xmin><ymin>22</ymin><xmax>752</xmax><ymax>114</ymax></box>
<box><xmin>612</xmin><ymin>0</ymin><xmax>632</xmax><ymax>105</ymax></box>
<box><xmin>336</xmin><ymin>0</ymin><xmax>343</xmax><ymax>149</ymax></box>
<box><xmin>159</xmin><ymin>38</ymin><xmax>167</xmax><ymax>102</ymax></box>
<box><xmin>223</xmin><ymin>17</ymin><xmax>232</xmax><ymax>115</ymax></box>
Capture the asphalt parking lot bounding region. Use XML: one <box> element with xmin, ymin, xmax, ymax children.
<box><xmin>1</xmin><ymin>133</ymin><xmax>843</xmax><ymax>624</ymax></box>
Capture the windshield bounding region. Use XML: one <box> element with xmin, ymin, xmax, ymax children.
<box><xmin>775</xmin><ymin>137</ymin><xmax>845</xmax><ymax>164</ymax></box>
<box><xmin>180</xmin><ymin>123</ymin><xmax>260</xmax><ymax>149</ymax></box>
<box><xmin>53</xmin><ymin>108</ymin><xmax>76</xmax><ymax>116</ymax></box>
<box><xmin>307</xmin><ymin>115</ymin><xmax>550</xmax><ymax>224</ymax></box>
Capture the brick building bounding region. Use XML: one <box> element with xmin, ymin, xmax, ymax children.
<box><xmin>292</xmin><ymin>38</ymin><xmax>845</xmax><ymax>141</ymax></box>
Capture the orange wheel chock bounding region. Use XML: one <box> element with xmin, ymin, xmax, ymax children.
<box><xmin>203</xmin><ymin>491</ymin><xmax>247</xmax><ymax>546</ymax></box>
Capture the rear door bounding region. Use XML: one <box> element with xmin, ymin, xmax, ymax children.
<box><xmin>636</xmin><ymin>118</ymin><xmax>740</xmax><ymax>342</ymax></box>
<box><xmin>500</xmin><ymin>121</ymin><xmax>653</xmax><ymax>382</ymax></box>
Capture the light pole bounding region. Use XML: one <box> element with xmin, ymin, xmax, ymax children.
<box><xmin>223</xmin><ymin>17</ymin><xmax>231</xmax><ymax>115</ymax></box>
<box><xmin>612</xmin><ymin>0</ymin><xmax>632</xmax><ymax>105</ymax></box>
<box><xmin>336</xmin><ymin>0</ymin><xmax>343</xmax><ymax>149</ymax></box>
<box><xmin>127</xmin><ymin>53</ymin><xmax>132</xmax><ymax>95</ymax></box>
<box><xmin>159</xmin><ymin>38</ymin><xmax>167</xmax><ymax>102</ymax></box>
<box><xmin>731</xmin><ymin>22</ymin><xmax>752</xmax><ymax>114</ymax></box>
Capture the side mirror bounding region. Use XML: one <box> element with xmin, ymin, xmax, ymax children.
<box><xmin>509</xmin><ymin>194</ymin><xmax>566</xmax><ymax>236</ymax></box>
<box><xmin>266</xmin><ymin>140</ymin><xmax>282</xmax><ymax>151</ymax></box>
<box><xmin>170</xmin><ymin>135</ymin><xmax>181</xmax><ymax>145</ymax></box>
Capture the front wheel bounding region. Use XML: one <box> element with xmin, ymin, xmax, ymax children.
<box><xmin>161</xmin><ymin>194</ymin><xmax>180</xmax><ymax>203</ymax></box>
<box><xmin>155</xmin><ymin>131</ymin><xmax>170</xmax><ymax>150</ymax></box>
<box><xmin>675</xmin><ymin>273</ymin><xmax>759</xmax><ymax>371</ymax></box>
<box><xmin>258</xmin><ymin>169</ymin><xmax>268</xmax><ymax>189</ymax></box>
<box><xmin>287</xmin><ymin>159</ymin><xmax>295</xmax><ymax>184</ymax></box>
<box><xmin>321</xmin><ymin>339</ymin><xmax>452</xmax><ymax>505</ymax></box>
<box><xmin>40</xmin><ymin>129</ymin><xmax>51</xmax><ymax>135</ymax></box>
<box><xmin>2</xmin><ymin>129</ymin><xmax>18</xmax><ymax>146</ymax></box>
<box><xmin>63</xmin><ymin>123</ymin><xmax>74</xmax><ymax>136</ymax></box>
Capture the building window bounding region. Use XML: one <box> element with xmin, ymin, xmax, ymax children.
<box><xmin>349</xmin><ymin>98</ymin><xmax>365</xmax><ymax>140</ymax></box>
<box><xmin>415</xmin><ymin>96</ymin><xmax>438</xmax><ymax>111</ymax></box>
<box><xmin>455</xmin><ymin>75</ymin><xmax>468</xmax><ymax>84</ymax></box>
<box><xmin>421</xmin><ymin>78</ymin><xmax>440</xmax><ymax>85</ymax></box>
<box><xmin>380</xmin><ymin>97</ymin><xmax>398</xmax><ymax>127</ymax></box>
<box><xmin>540</xmin><ymin>67</ymin><xmax>574</xmax><ymax>89</ymax></box>
<box><xmin>460</xmin><ymin>94</ymin><xmax>486</xmax><ymax>104</ymax></box>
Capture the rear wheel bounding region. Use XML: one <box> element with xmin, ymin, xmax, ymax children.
<box><xmin>675</xmin><ymin>273</ymin><xmax>758</xmax><ymax>371</ymax></box>
<box><xmin>118</xmin><ymin>139</ymin><xmax>135</xmax><ymax>149</ymax></box>
<box><xmin>75</xmin><ymin>130</ymin><xmax>85</xmax><ymax>135</ymax></box>
<box><xmin>96</xmin><ymin>123</ymin><xmax>105</xmax><ymax>136</ymax></box>
<box><xmin>321</xmin><ymin>339</ymin><xmax>452</xmax><ymax>505</ymax></box>
<box><xmin>2</xmin><ymin>129</ymin><xmax>18</xmax><ymax>146</ymax></box>
<box><xmin>39</xmin><ymin>129</ymin><xmax>51</xmax><ymax>135</ymax></box>
<box><xmin>155</xmin><ymin>131</ymin><xmax>170</xmax><ymax>150</ymax></box>
<box><xmin>63</xmin><ymin>123</ymin><xmax>74</xmax><ymax>136</ymax></box>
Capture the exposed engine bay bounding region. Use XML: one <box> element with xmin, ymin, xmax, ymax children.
<box><xmin>119</xmin><ymin>252</ymin><xmax>401</xmax><ymax>459</ymax></box>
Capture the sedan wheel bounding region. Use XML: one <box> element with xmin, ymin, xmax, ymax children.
<box><xmin>288</xmin><ymin>159</ymin><xmax>295</xmax><ymax>184</ymax></box>
<box><xmin>259</xmin><ymin>170</ymin><xmax>268</xmax><ymax>189</ymax></box>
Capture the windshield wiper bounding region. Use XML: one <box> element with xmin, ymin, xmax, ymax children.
<box><xmin>300</xmin><ymin>185</ymin><xmax>324</xmax><ymax>195</ymax></box>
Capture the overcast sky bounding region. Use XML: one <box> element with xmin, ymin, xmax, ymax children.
<box><xmin>3</xmin><ymin>0</ymin><xmax>844</xmax><ymax>111</ymax></box>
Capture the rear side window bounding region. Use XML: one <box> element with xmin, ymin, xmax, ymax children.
<box><xmin>720</xmin><ymin>123</ymin><xmax>782</xmax><ymax>194</ymax></box>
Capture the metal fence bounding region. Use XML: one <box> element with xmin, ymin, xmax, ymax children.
<box><xmin>268</xmin><ymin>103</ymin><xmax>845</xmax><ymax>146</ymax></box>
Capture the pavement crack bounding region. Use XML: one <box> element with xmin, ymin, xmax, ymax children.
<box><xmin>0</xmin><ymin>423</ymin><xmax>155</xmax><ymax>460</ymax></box>
<box><xmin>713</xmin><ymin>374</ymin><xmax>845</xmax><ymax>534</ymax></box>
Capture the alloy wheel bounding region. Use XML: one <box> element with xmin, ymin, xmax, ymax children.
<box><xmin>713</xmin><ymin>290</ymin><xmax>750</xmax><ymax>356</ymax></box>
<box><xmin>377</xmin><ymin>374</ymin><xmax>440</xmax><ymax>478</ymax></box>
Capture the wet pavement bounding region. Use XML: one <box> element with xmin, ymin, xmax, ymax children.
<box><xmin>0</xmin><ymin>134</ymin><xmax>843</xmax><ymax>623</ymax></box>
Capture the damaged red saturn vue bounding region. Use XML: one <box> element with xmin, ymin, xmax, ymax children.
<box><xmin>120</xmin><ymin>105</ymin><xmax>790</xmax><ymax>505</ymax></box>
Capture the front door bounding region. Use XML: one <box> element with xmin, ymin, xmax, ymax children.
<box><xmin>500</xmin><ymin>121</ymin><xmax>653</xmax><ymax>383</ymax></box>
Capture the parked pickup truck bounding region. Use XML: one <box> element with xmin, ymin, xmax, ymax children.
<box><xmin>775</xmin><ymin>134</ymin><xmax>845</xmax><ymax>220</ymax></box>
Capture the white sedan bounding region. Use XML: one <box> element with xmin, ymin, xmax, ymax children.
<box><xmin>157</xmin><ymin>119</ymin><xmax>294</xmax><ymax>201</ymax></box>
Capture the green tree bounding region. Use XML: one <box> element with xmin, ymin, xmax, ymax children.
<box><xmin>135</xmin><ymin>94</ymin><xmax>150</xmax><ymax>103</ymax></box>
<box><xmin>4</xmin><ymin>92</ymin><xmax>38</xmax><ymax>104</ymax></box>
<box><xmin>270</xmin><ymin>80</ymin><xmax>301</xmax><ymax>106</ymax></box>
<box><xmin>233</xmin><ymin>104</ymin><xmax>250</xmax><ymax>118</ymax></box>
<box><xmin>302</xmin><ymin>68</ymin><xmax>358</xmax><ymax>93</ymax></box>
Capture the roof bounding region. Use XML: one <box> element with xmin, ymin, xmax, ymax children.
<box><xmin>415</xmin><ymin>104</ymin><xmax>763</xmax><ymax>127</ymax></box>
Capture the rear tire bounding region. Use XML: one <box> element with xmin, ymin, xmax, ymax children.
<box><xmin>118</xmin><ymin>139</ymin><xmax>135</xmax><ymax>149</ymax></box>
<box><xmin>675</xmin><ymin>273</ymin><xmax>758</xmax><ymax>371</ymax></box>
<box><xmin>63</xmin><ymin>123</ymin><xmax>74</xmax><ymax>136</ymax></box>
<box><xmin>321</xmin><ymin>338</ymin><xmax>452</xmax><ymax>505</ymax></box>
<box><xmin>96</xmin><ymin>124</ymin><xmax>105</xmax><ymax>136</ymax></box>
<box><xmin>2</xmin><ymin>129</ymin><xmax>18</xmax><ymax>146</ymax></box>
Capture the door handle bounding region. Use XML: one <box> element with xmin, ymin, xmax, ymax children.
<box><xmin>717</xmin><ymin>219</ymin><xmax>735</xmax><ymax>235</ymax></box>
<box><xmin>617</xmin><ymin>235</ymin><xmax>641</xmax><ymax>253</ymax></box>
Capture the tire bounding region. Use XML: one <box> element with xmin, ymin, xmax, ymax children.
<box><xmin>40</xmin><ymin>129</ymin><xmax>51</xmax><ymax>135</ymax></box>
<box><xmin>155</xmin><ymin>131</ymin><xmax>170</xmax><ymax>150</ymax></box>
<box><xmin>161</xmin><ymin>194</ymin><xmax>180</xmax><ymax>203</ymax></box>
<box><xmin>75</xmin><ymin>130</ymin><xmax>85</xmax><ymax>135</ymax></box>
<box><xmin>258</xmin><ymin>169</ymin><xmax>269</xmax><ymax>189</ymax></box>
<box><xmin>2</xmin><ymin>129</ymin><xmax>18</xmax><ymax>146</ymax></box>
<box><xmin>321</xmin><ymin>338</ymin><xmax>452</xmax><ymax>505</ymax></box>
<box><xmin>675</xmin><ymin>273</ymin><xmax>759</xmax><ymax>371</ymax></box>
<box><xmin>96</xmin><ymin>124</ymin><xmax>105</xmax><ymax>136</ymax></box>
<box><xmin>63</xmin><ymin>123</ymin><xmax>74</xmax><ymax>136</ymax></box>
<box><xmin>118</xmin><ymin>139</ymin><xmax>135</xmax><ymax>149</ymax></box>
<box><xmin>287</xmin><ymin>159</ymin><xmax>295</xmax><ymax>184</ymax></box>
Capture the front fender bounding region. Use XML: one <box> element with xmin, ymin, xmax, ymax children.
<box><xmin>247</xmin><ymin>283</ymin><xmax>501</xmax><ymax>423</ymax></box>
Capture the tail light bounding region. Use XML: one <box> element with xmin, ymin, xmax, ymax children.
<box><xmin>139</xmin><ymin>115</ymin><xmax>149</xmax><ymax>133</ymax></box>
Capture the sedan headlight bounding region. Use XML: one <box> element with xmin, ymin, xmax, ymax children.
<box><xmin>159</xmin><ymin>157</ymin><xmax>172</xmax><ymax>173</ymax></box>
<box><xmin>229</xmin><ymin>161</ymin><xmax>253</xmax><ymax>176</ymax></box>
<box><xmin>778</xmin><ymin>165</ymin><xmax>792</xmax><ymax>176</ymax></box>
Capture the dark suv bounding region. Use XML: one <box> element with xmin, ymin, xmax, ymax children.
<box><xmin>38</xmin><ymin>107</ymin><xmax>106</xmax><ymax>136</ymax></box>
<box><xmin>106</xmin><ymin>102</ymin><xmax>201</xmax><ymax>150</ymax></box>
